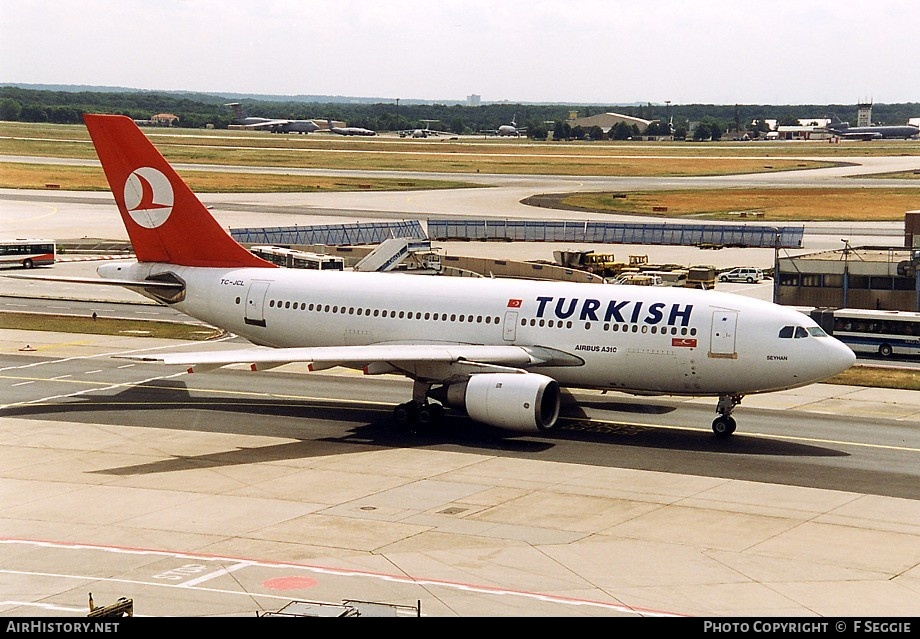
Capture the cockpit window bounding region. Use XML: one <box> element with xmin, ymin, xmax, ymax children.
<box><xmin>780</xmin><ymin>325</ymin><xmax>822</xmax><ymax>338</ymax></box>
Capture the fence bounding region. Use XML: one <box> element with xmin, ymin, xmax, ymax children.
<box><xmin>426</xmin><ymin>219</ymin><xmax>804</xmax><ymax>248</ymax></box>
<box><xmin>231</xmin><ymin>220</ymin><xmax>426</xmax><ymax>246</ymax></box>
<box><xmin>230</xmin><ymin>219</ymin><xmax>804</xmax><ymax>249</ymax></box>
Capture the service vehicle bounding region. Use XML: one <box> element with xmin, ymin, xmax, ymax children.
<box><xmin>718</xmin><ymin>267</ymin><xmax>764</xmax><ymax>283</ymax></box>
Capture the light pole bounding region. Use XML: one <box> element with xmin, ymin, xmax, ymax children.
<box><xmin>841</xmin><ymin>238</ymin><xmax>851</xmax><ymax>308</ymax></box>
<box><xmin>395</xmin><ymin>98</ymin><xmax>400</xmax><ymax>133</ymax></box>
<box><xmin>772</xmin><ymin>227</ymin><xmax>780</xmax><ymax>304</ymax></box>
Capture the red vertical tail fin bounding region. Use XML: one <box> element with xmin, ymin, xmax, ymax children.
<box><xmin>83</xmin><ymin>113</ymin><xmax>271</xmax><ymax>268</ymax></box>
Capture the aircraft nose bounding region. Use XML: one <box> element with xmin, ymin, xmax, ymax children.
<box><xmin>827</xmin><ymin>337</ymin><xmax>857</xmax><ymax>374</ymax></box>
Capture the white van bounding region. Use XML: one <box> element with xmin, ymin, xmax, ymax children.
<box><xmin>718</xmin><ymin>267</ymin><xmax>764</xmax><ymax>283</ymax></box>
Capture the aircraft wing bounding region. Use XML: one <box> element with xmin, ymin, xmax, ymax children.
<box><xmin>118</xmin><ymin>344</ymin><xmax>583</xmax><ymax>374</ymax></box>
<box><xmin>399</xmin><ymin>129</ymin><xmax>453</xmax><ymax>137</ymax></box>
<box><xmin>242</xmin><ymin>119</ymin><xmax>292</xmax><ymax>130</ymax></box>
<box><xmin>842</xmin><ymin>131</ymin><xmax>883</xmax><ymax>140</ymax></box>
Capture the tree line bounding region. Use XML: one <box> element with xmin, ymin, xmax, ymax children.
<box><xmin>1</xmin><ymin>86</ymin><xmax>917</xmax><ymax>140</ymax></box>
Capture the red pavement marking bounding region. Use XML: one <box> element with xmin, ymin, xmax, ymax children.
<box><xmin>262</xmin><ymin>576</ymin><xmax>319</xmax><ymax>590</ymax></box>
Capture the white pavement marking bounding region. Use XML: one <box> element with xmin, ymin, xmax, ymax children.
<box><xmin>0</xmin><ymin>539</ymin><xmax>679</xmax><ymax>617</ymax></box>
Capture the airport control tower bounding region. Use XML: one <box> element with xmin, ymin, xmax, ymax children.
<box><xmin>857</xmin><ymin>101</ymin><xmax>873</xmax><ymax>127</ymax></box>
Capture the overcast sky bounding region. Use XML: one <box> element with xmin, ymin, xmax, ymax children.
<box><xmin>2</xmin><ymin>0</ymin><xmax>918</xmax><ymax>105</ymax></box>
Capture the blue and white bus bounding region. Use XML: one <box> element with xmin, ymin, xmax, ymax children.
<box><xmin>806</xmin><ymin>307</ymin><xmax>920</xmax><ymax>358</ymax></box>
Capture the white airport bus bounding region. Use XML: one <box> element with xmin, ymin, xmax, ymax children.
<box><xmin>0</xmin><ymin>238</ymin><xmax>56</xmax><ymax>269</ymax></box>
<box><xmin>805</xmin><ymin>307</ymin><xmax>920</xmax><ymax>358</ymax></box>
<box><xmin>250</xmin><ymin>246</ymin><xmax>345</xmax><ymax>271</ymax></box>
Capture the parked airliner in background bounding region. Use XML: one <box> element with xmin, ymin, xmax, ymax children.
<box><xmin>225</xmin><ymin>103</ymin><xmax>320</xmax><ymax>134</ymax></box>
<box><xmin>324</xmin><ymin>118</ymin><xmax>377</xmax><ymax>136</ymax></box>
<box><xmin>398</xmin><ymin>120</ymin><xmax>453</xmax><ymax>138</ymax></box>
<box><xmin>11</xmin><ymin>114</ymin><xmax>856</xmax><ymax>438</ymax></box>
<box><xmin>826</xmin><ymin>114</ymin><xmax>919</xmax><ymax>140</ymax></box>
<box><xmin>483</xmin><ymin>115</ymin><xmax>527</xmax><ymax>137</ymax></box>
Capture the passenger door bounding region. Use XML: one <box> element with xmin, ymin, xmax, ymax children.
<box><xmin>244</xmin><ymin>280</ymin><xmax>271</xmax><ymax>327</ymax></box>
<box><xmin>709</xmin><ymin>310</ymin><xmax>738</xmax><ymax>358</ymax></box>
<box><xmin>503</xmin><ymin>311</ymin><xmax>518</xmax><ymax>341</ymax></box>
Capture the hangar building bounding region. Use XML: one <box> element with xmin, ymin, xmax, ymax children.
<box><xmin>566</xmin><ymin>112</ymin><xmax>653</xmax><ymax>134</ymax></box>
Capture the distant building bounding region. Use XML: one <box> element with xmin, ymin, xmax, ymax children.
<box><xmin>769</xmin><ymin>118</ymin><xmax>832</xmax><ymax>141</ymax></box>
<box><xmin>466</xmin><ymin>94</ymin><xmax>481</xmax><ymax>107</ymax></box>
<box><xmin>136</xmin><ymin>113</ymin><xmax>179</xmax><ymax>127</ymax></box>
<box><xmin>151</xmin><ymin>113</ymin><xmax>178</xmax><ymax>126</ymax></box>
<box><xmin>775</xmin><ymin>124</ymin><xmax>832</xmax><ymax>140</ymax></box>
<box><xmin>857</xmin><ymin>101</ymin><xmax>873</xmax><ymax>127</ymax></box>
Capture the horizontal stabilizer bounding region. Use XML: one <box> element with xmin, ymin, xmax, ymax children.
<box><xmin>4</xmin><ymin>273</ymin><xmax>184</xmax><ymax>289</ymax></box>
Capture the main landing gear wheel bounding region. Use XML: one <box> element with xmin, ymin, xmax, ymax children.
<box><xmin>393</xmin><ymin>401</ymin><xmax>444</xmax><ymax>432</ymax></box>
<box><xmin>393</xmin><ymin>401</ymin><xmax>418</xmax><ymax>428</ymax></box>
<box><xmin>416</xmin><ymin>402</ymin><xmax>444</xmax><ymax>426</ymax></box>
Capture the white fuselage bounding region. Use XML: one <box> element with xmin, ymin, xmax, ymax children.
<box><xmin>100</xmin><ymin>262</ymin><xmax>856</xmax><ymax>397</ymax></box>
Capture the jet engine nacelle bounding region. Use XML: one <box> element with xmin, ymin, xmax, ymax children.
<box><xmin>437</xmin><ymin>373</ymin><xmax>561</xmax><ymax>433</ymax></box>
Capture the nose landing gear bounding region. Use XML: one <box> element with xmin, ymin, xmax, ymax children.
<box><xmin>713</xmin><ymin>394</ymin><xmax>742</xmax><ymax>436</ymax></box>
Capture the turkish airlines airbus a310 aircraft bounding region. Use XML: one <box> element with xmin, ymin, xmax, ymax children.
<box><xmin>22</xmin><ymin>114</ymin><xmax>856</xmax><ymax>437</ymax></box>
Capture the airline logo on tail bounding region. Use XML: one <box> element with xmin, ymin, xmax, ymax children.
<box><xmin>83</xmin><ymin>113</ymin><xmax>273</xmax><ymax>268</ymax></box>
<box><xmin>124</xmin><ymin>167</ymin><xmax>173</xmax><ymax>228</ymax></box>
